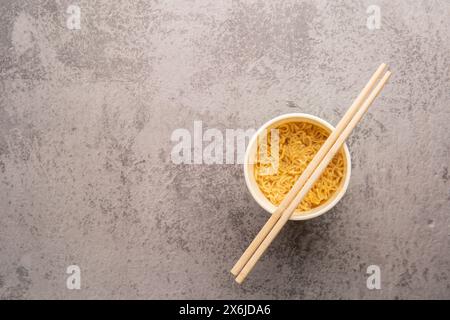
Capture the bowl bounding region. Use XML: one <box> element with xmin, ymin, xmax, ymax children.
<box><xmin>244</xmin><ymin>113</ymin><xmax>351</xmax><ymax>221</ymax></box>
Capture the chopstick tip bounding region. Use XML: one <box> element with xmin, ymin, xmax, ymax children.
<box><xmin>378</xmin><ymin>63</ymin><xmax>388</xmax><ymax>72</ymax></box>
<box><xmin>235</xmin><ymin>275</ymin><xmax>244</xmax><ymax>285</ymax></box>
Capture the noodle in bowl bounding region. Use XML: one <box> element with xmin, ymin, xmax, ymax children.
<box><xmin>244</xmin><ymin>113</ymin><xmax>352</xmax><ymax>221</ymax></box>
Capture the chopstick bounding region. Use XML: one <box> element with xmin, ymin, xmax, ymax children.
<box><xmin>232</xmin><ymin>64</ymin><xmax>392</xmax><ymax>284</ymax></box>
<box><xmin>231</xmin><ymin>63</ymin><xmax>388</xmax><ymax>278</ymax></box>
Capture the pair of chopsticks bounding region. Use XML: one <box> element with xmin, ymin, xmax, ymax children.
<box><xmin>231</xmin><ymin>63</ymin><xmax>392</xmax><ymax>284</ymax></box>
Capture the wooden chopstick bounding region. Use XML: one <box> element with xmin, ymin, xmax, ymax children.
<box><xmin>234</xmin><ymin>67</ymin><xmax>392</xmax><ymax>284</ymax></box>
<box><xmin>230</xmin><ymin>63</ymin><xmax>388</xmax><ymax>277</ymax></box>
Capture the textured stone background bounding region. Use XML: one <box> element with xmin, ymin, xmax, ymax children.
<box><xmin>0</xmin><ymin>0</ymin><xmax>449</xmax><ymax>299</ymax></box>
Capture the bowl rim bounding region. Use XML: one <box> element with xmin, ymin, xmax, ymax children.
<box><xmin>243</xmin><ymin>113</ymin><xmax>352</xmax><ymax>221</ymax></box>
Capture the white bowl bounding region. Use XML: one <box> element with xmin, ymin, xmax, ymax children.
<box><xmin>244</xmin><ymin>113</ymin><xmax>351</xmax><ymax>221</ymax></box>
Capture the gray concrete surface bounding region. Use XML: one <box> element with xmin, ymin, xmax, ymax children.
<box><xmin>0</xmin><ymin>0</ymin><xmax>449</xmax><ymax>299</ymax></box>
